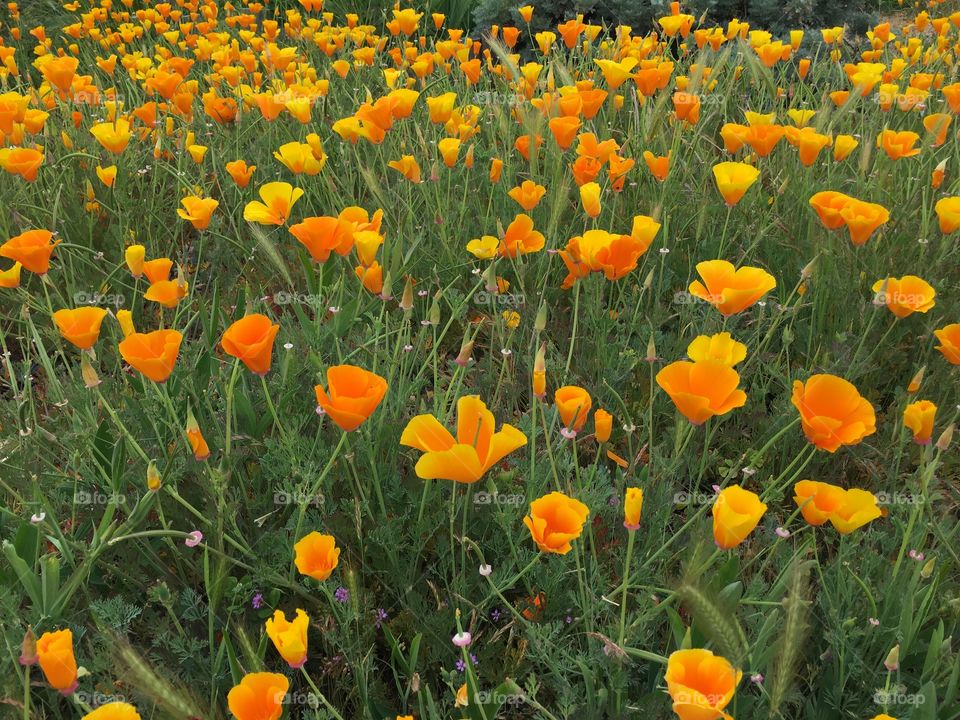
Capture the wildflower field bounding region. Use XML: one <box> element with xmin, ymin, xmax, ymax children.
<box><xmin>2</xmin><ymin>0</ymin><xmax>960</xmax><ymax>718</ymax></box>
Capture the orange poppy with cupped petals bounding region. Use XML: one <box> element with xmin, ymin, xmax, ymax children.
<box><xmin>665</xmin><ymin>649</ymin><xmax>741</xmax><ymax>720</ymax></box>
<box><xmin>903</xmin><ymin>400</ymin><xmax>937</xmax><ymax>444</ymax></box>
<box><xmin>840</xmin><ymin>198</ymin><xmax>889</xmax><ymax>246</ymax></box>
<box><xmin>507</xmin><ymin>180</ymin><xmax>546</xmax><ymax>211</ymax></box>
<box><xmin>36</xmin><ymin>629</ymin><xmax>78</xmax><ymax>694</ymax></box>
<box><xmin>656</xmin><ymin>360</ymin><xmax>747</xmax><ymax>425</ymax></box>
<box><xmin>400</xmin><ymin>395</ymin><xmax>527</xmax><ymax>483</ymax></box>
<box><xmin>871</xmin><ymin>276</ymin><xmax>936</xmax><ymax>318</ymax></box>
<box><xmin>809</xmin><ymin>190</ymin><xmax>852</xmax><ymax>229</ymax></box>
<box><xmin>53</xmin><ymin>307</ymin><xmax>108</xmax><ymax>349</ymax></box>
<box><xmin>934</xmin><ymin>323</ymin><xmax>960</xmax><ymax>364</ymax></box>
<box><xmin>221</xmin><ymin>314</ymin><xmax>280</xmax><ymax>375</ymax></box>
<box><xmin>314</xmin><ymin>364</ymin><xmax>387</xmax><ymax>431</ymax></box>
<box><xmin>177</xmin><ymin>196</ymin><xmax>219</xmax><ymax>230</ymax></box>
<box><xmin>0</xmin><ymin>229</ymin><xmax>60</xmax><ymax>274</ymax></box>
<box><xmin>793</xmin><ymin>480</ymin><xmax>847</xmax><ymax>526</ymax></box>
<box><xmin>227</xmin><ymin>673</ymin><xmax>289</xmax><ymax>720</ymax></box>
<box><xmin>791</xmin><ymin>374</ymin><xmax>876</xmax><ymax>452</ymax></box>
<box><xmin>554</xmin><ymin>385</ymin><xmax>592</xmax><ymax>430</ymax></box>
<box><xmin>523</xmin><ymin>491</ymin><xmax>590</xmax><ymax>554</ymax></box>
<box><xmin>290</xmin><ymin>216</ymin><xmax>355</xmax><ymax>262</ymax></box>
<box><xmin>689</xmin><ymin>260</ymin><xmax>776</xmax><ymax>316</ymax></box>
<box><xmin>293</xmin><ymin>531</ymin><xmax>341</xmax><ymax>580</ymax></box>
<box><xmin>712</xmin><ymin>485</ymin><xmax>767</xmax><ymax>549</ymax></box>
<box><xmin>119</xmin><ymin>329</ymin><xmax>183</xmax><ymax>383</ymax></box>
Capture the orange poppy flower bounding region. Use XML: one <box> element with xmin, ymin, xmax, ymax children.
<box><xmin>507</xmin><ymin>180</ymin><xmax>546</xmax><ymax>211</ymax></box>
<box><xmin>665</xmin><ymin>649</ymin><xmax>741</xmax><ymax>719</ymax></box>
<box><xmin>90</xmin><ymin>119</ymin><xmax>132</xmax><ymax>153</ymax></box>
<box><xmin>0</xmin><ymin>229</ymin><xmax>60</xmax><ymax>274</ymax></box>
<box><xmin>791</xmin><ymin>374</ymin><xmax>876</xmax><ymax>452</ymax></box>
<box><xmin>36</xmin><ymin>629</ymin><xmax>78</xmax><ymax>694</ymax></box>
<box><xmin>903</xmin><ymin>400</ymin><xmax>937</xmax><ymax>444</ymax></box>
<box><xmin>0</xmin><ymin>147</ymin><xmax>44</xmax><ymax>181</ymax></box>
<box><xmin>934</xmin><ymin>196</ymin><xmax>960</xmax><ymax>233</ymax></box>
<box><xmin>243</xmin><ymin>182</ymin><xmax>304</xmax><ymax>225</ymax></box>
<box><xmin>809</xmin><ymin>190</ymin><xmax>852</xmax><ymax>230</ymax></box>
<box><xmin>265</xmin><ymin>609</ymin><xmax>309</xmax><ymax>668</ymax></box>
<box><xmin>548</xmin><ymin>116</ymin><xmax>581</xmax><ymax>150</ymax></box>
<box><xmin>118</xmin><ymin>329</ymin><xmax>183</xmax><ymax>383</ymax></box>
<box><xmin>554</xmin><ymin>385</ymin><xmax>592</xmax><ymax>431</ymax></box>
<box><xmin>0</xmin><ymin>262</ymin><xmax>21</xmax><ymax>288</ymax></box>
<box><xmin>656</xmin><ymin>360</ymin><xmax>747</xmax><ymax>425</ymax></box>
<box><xmin>387</xmin><ymin>155</ymin><xmax>422</xmax><ymax>183</ymax></box>
<box><xmin>871</xmin><ymin>276</ymin><xmax>936</xmax><ymax>318</ymax></box>
<box><xmin>186</xmin><ymin>409</ymin><xmax>211</xmax><ymax>460</ymax></box>
<box><xmin>642</xmin><ymin>150</ymin><xmax>670</xmax><ymax>182</ymax></box>
<box><xmin>934</xmin><ymin>324</ymin><xmax>960</xmax><ymax>364</ymax></box>
<box><xmin>314</xmin><ymin>364</ymin><xmax>387</xmax><ymax>431</ymax></box>
<box><xmin>688</xmin><ymin>260</ymin><xmax>776</xmax><ymax>315</ymax></box>
<box><xmin>839</xmin><ymin>197</ymin><xmax>889</xmax><ymax>246</ymax></box>
<box><xmin>293</xmin><ymin>531</ymin><xmax>341</xmax><ymax>581</ymax></box>
<box><xmin>793</xmin><ymin>480</ymin><xmax>847</xmax><ymax>526</ymax></box>
<box><xmin>712</xmin><ymin>485</ymin><xmax>767</xmax><ymax>548</ymax></box>
<box><xmin>877</xmin><ymin>129</ymin><xmax>920</xmax><ymax>160</ymax></box>
<box><xmin>177</xmin><ymin>195</ymin><xmax>219</xmax><ymax>230</ymax></box>
<box><xmin>290</xmin><ymin>215</ymin><xmax>355</xmax><ymax>262</ymax></box>
<box><xmin>53</xmin><ymin>307</ymin><xmax>108</xmax><ymax>349</ymax></box>
<box><xmin>712</xmin><ymin>162</ymin><xmax>760</xmax><ymax>206</ymax></box>
<box><xmin>523</xmin><ymin>491</ymin><xmax>590</xmax><ymax>555</ymax></box>
<box><xmin>81</xmin><ymin>702</ymin><xmax>142</xmax><ymax>720</ymax></box>
<box><xmin>226</xmin><ymin>673</ymin><xmax>289</xmax><ymax>720</ymax></box>
<box><xmin>400</xmin><ymin>395</ymin><xmax>527</xmax><ymax>483</ymax></box>
<box><xmin>221</xmin><ymin>314</ymin><xmax>280</xmax><ymax>375</ymax></box>
<box><xmin>225</xmin><ymin>160</ymin><xmax>256</xmax><ymax>188</ymax></box>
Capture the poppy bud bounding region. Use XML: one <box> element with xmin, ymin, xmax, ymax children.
<box><xmin>883</xmin><ymin>644</ymin><xmax>900</xmax><ymax>671</ymax></box>
<box><xmin>533</xmin><ymin>342</ymin><xmax>546</xmax><ymax>399</ymax></box>
<box><xmin>146</xmin><ymin>460</ymin><xmax>161</xmax><ymax>492</ymax></box>
<box><xmin>115</xmin><ymin>309</ymin><xmax>135</xmax><ymax>338</ymax></box>
<box><xmin>399</xmin><ymin>276</ymin><xmax>414</xmax><ymax>313</ymax></box>
<box><xmin>594</xmin><ymin>408</ymin><xmax>612</xmax><ymax>442</ymax></box>
<box><xmin>80</xmin><ymin>354</ymin><xmax>101</xmax><ymax>389</ymax></box>
<box><xmin>907</xmin><ymin>366</ymin><xmax>925</xmax><ymax>393</ymax></box>
<box><xmin>623</xmin><ymin>487</ymin><xmax>643</xmax><ymax>530</ymax></box>
<box><xmin>186</xmin><ymin>408</ymin><xmax>210</xmax><ymax>461</ymax></box>
<box><xmin>535</xmin><ymin>302</ymin><xmax>547</xmax><ymax>331</ymax></box>
<box><xmin>455</xmin><ymin>339</ymin><xmax>473</xmax><ymax>367</ymax></box>
<box><xmin>19</xmin><ymin>626</ymin><xmax>37</xmax><ymax>666</ymax></box>
<box><xmin>645</xmin><ymin>334</ymin><xmax>657</xmax><ymax>363</ymax></box>
<box><xmin>380</xmin><ymin>270</ymin><xmax>393</xmax><ymax>301</ymax></box>
<box><xmin>936</xmin><ymin>423</ymin><xmax>954</xmax><ymax>452</ymax></box>
<box><xmin>125</xmin><ymin>244</ymin><xmax>145</xmax><ymax>277</ymax></box>
<box><xmin>921</xmin><ymin>557</ymin><xmax>935</xmax><ymax>578</ymax></box>
<box><xmin>429</xmin><ymin>292</ymin><xmax>441</xmax><ymax>325</ymax></box>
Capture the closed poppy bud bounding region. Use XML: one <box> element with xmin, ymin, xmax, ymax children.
<box><xmin>221</xmin><ymin>314</ymin><xmax>280</xmax><ymax>375</ymax></box>
<box><xmin>712</xmin><ymin>161</ymin><xmax>760</xmax><ymax>206</ymax></box>
<box><xmin>903</xmin><ymin>400</ymin><xmax>937</xmax><ymax>444</ymax></box>
<box><xmin>535</xmin><ymin>302</ymin><xmax>547</xmax><ymax>331</ymax></box>
<box><xmin>115</xmin><ymin>309</ymin><xmax>135</xmax><ymax>338</ymax></box>
<box><xmin>884</xmin><ymin>645</ymin><xmax>900</xmax><ymax>672</ymax></box>
<box><xmin>455</xmin><ymin>339</ymin><xmax>474</xmax><ymax>366</ymax></box>
<box><xmin>53</xmin><ymin>307</ymin><xmax>108</xmax><ymax>349</ymax></box>
<box><xmin>146</xmin><ymin>460</ymin><xmax>161</xmax><ymax>491</ymax></box>
<box><xmin>665</xmin><ymin>649</ymin><xmax>741</xmax><ymax>719</ymax></box>
<box><xmin>227</xmin><ymin>673</ymin><xmax>289</xmax><ymax>720</ymax></box>
<box><xmin>19</xmin><ymin>627</ymin><xmax>37</xmax><ymax>666</ymax></box>
<box><xmin>519</xmin><ymin>5</ymin><xmax>533</xmax><ymax>22</ymax></box>
<box><xmin>125</xmin><ymin>244</ymin><xmax>145</xmax><ymax>277</ymax></box>
<box><xmin>932</xmin><ymin>160</ymin><xmax>947</xmax><ymax>189</ymax></box>
<box><xmin>798</xmin><ymin>57</ymin><xmax>811</xmax><ymax>78</ymax></box>
<box><xmin>293</xmin><ymin>531</ymin><xmax>341</xmax><ymax>581</ymax></box>
<box><xmin>81</xmin><ymin>702</ymin><xmax>142</xmax><ymax>720</ymax></box>
<box><xmin>713</xmin><ymin>486</ymin><xmax>767</xmax><ymax>549</ymax></box>
<box><xmin>0</xmin><ymin>229</ymin><xmax>59</xmax><ymax>274</ymax></box>
<box><xmin>594</xmin><ymin>408</ymin><xmax>612</xmax><ymax>442</ymax></box>
<box><xmin>533</xmin><ymin>342</ymin><xmax>546</xmax><ymax>399</ymax></box>
<box><xmin>907</xmin><ymin>366</ymin><xmax>924</xmax><ymax>393</ymax></box>
<box><xmin>524</xmin><ymin>491</ymin><xmax>590</xmax><ymax>554</ymax></box>
<box><xmin>186</xmin><ymin>408</ymin><xmax>210</xmax><ymax>460</ymax></box>
<box><xmin>119</xmin><ymin>329</ymin><xmax>182</xmax><ymax>383</ymax></box>
<box><xmin>314</xmin><ymin>364</ymin><xmax>388</xmax><ymax>431</ymax></box>
<box><xmin>579</xmin><ymin>181</ymin><xmax>601</xmax><ymax>217</ymax></box>
<box><xmin>555</xmin><ymin>385</ymin><xmax>592</xmax><ymax>431</ymax></box>
<box><xmin>791</xmin><ymin>374</ymin><xmax>876</xmax><ymax>452</ymax></box>
<box><xmin>623</xmin><ymin>487</ymin><xmax>643</xmax><ymax>530</ymax></box>
<box><xmin>36</xmin><ymin>629</ymin><xmax>78</xmax><ymax>695</ymax></box>
<box><xmin>936</xmin><ymin>423</ymin><xmax>955</xmax><ymax>452</ymax></box>
<box><xmin>265</xmin><ymin>609</ymin><xmax>309</xmax><ymax>668</ymax></box>
<box><xmin>399</xmin><ymin>276</ymin><xmax>414</xmax><ymax>312</ymax></box>
<box><xmin>489</xmin><ymin>157</ymin><xmax>503</xmax><ymax>183</ymax></box>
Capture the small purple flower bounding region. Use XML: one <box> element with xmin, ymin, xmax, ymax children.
<box><xmin>565</xmin><ymin>614</ymin><xmax>573</xmax><ymax>624</ymax></box>
<box><xmin>455</xmin><ymin>658</ymin><xmax>466</xmax><ymax>672</ymax></box>
<box><xmin>470</xmin><ymin>653</ymin><xmax>478</xmax><ymax>667</ymax></box>
<box><xmin>490</xmin><ymin>608</ymin><xmax>501</xmax><ymax>622</ymax></box>
<box><xmin>334</xmin><ymin>586</ymin><xmax>349</xmax><ymax>603</ymax></box>
<box><xmin>375</xmin><ymin>608</ymin><xmax>388</xmax><ymax>629</ymax></box>
<box><xmin>251</xmin><ymin>592</ymin><xmax>264</xmax><ymax>610</ymax></box>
